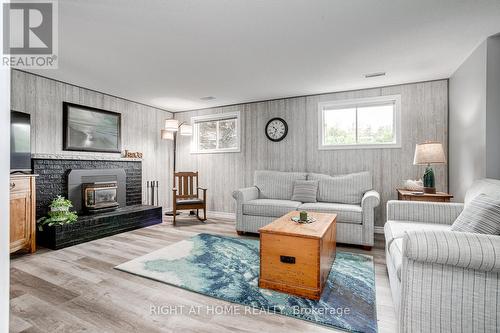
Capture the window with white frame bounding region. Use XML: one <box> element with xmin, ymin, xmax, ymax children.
<box><xmin>191</xmin><ymin>112</ymin><xmax>240</xmax><ymax>153</ymax></box>
<box><xmin>318</xmin><ymin>95</ymin><xmax>401</xmax><ymax>149</ymax></box>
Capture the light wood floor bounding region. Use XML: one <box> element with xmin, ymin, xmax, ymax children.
<box><xmin>10</xmin><ymin>215</ymin><xmax>397</xmax><ymax>333</ymax></box>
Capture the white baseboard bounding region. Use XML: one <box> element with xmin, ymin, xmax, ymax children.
<box><xmin>207</xmin><ymin>211</ymin><xmax>236</xmax><ymax>220</ymax></box>
<box><xmin>374</xmin><ymin>226</ymin><xmax>385</xmax><ymax>234</ymax></box>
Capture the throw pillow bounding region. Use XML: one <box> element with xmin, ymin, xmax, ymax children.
<box><xmin>291</xmin><ymin>180</ymin><xmax>318</xmax><ymax>203</ymax></box>
<box><xmin>308</xmin><ymin>171</ymin><xmax>372</xmax><ymax>204</ymax></box>
<box><xmin>451</xmin><ymin>194</ymin><xmax>500</xmax><ymax>234</ymax></box>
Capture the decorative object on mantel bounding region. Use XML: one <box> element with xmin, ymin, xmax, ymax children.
<box><xmin>123</xmin><ymin>150</ymin><xmax>143</xmax><ymax>159</ymax></box>
<box><xmin>63</xmin><ymin>102</ymin><xmax>122</xmax><ymax>153</ymax></box>
<box><xmin>37</xmin><ymin>196</ymin><xmax>78</xmax><ymax>231</ymax></box>
<box><xmin>413</xmin><ymin>141</ymin><xmax>446</xmax><ymax>194</ymax></box>
<box><xmin>161</xmin><ymin>118</ymin><xmax>193</xmax><ymax>216</ymax></box>
<box><xmin>402</xmin><ymin>179</ymin><xmax>424</xmax><ymax>191</ymax></box>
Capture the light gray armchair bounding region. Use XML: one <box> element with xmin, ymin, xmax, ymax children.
<box><xmin>385</xmin><ymin>179</ymin><xmax>500</xmax><ymax>333</ymax></box>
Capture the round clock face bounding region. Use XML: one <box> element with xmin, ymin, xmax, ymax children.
<box><xmin>265</xmin><ymin>117</ymin><xmax>288</xmax><ymax>142</ymax></box>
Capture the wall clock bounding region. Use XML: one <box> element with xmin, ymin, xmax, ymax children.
<box><xmin>265</xmin><ymin>117</ymin><xmax>288</xmax><ymax>142</ymax></box>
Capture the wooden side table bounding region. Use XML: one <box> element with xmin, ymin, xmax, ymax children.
<box><xmin>397</xmin><ymin>189</ymin><xmax>453</xmax><ymax>202</ymax></box>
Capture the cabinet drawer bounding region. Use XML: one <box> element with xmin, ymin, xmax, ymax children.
<box><xmin>10</xmin><ymin>177</ymin><xmax>30</xmax><ymax>193</ymax></box>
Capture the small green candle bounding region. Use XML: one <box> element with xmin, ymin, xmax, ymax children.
<box><xmin>300</xmin><ymin>211</ymin><xmax>307</xmax><ymax>222</ymax></box>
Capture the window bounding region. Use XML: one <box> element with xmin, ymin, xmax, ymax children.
<box><xmin>192</xmin><ymin>112</ymin><xmax>240</xmax><ymax>153</ymax></box>
<box><xmin>318</xmin><ymin>95</ymin><xmax>401</xmax><ymax>149</ymax></box>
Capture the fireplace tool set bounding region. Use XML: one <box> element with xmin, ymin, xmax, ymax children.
<box><xmin>146</xmin><ymin>181</ymin><xmax>159</xmax><ymax>206</ymax></box>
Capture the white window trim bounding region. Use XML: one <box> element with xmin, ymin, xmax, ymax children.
<box><xmin>191</xmin><ymin>111</ymin><xmax>241</xmax><ymax>154</ymax></box>
<box><xmin>317</xmin><ymin>95</ymin><xmax>402</xmax><ymax>150</ymax></box>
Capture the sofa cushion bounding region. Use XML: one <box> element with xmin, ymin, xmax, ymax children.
<box><xmin>298</xmin><ymin>202</ymin><xmax>362</xmax><ymax>224</ymax></box>
<box><xmin>388</xmin><ymin>238</ymin><xmax>403</xmax><ymax>281</ymax></box>
<box><xmin>243</xmin><ymin>199</ymin><xmax>301</xmax><ymax>217</ymax></box>
<box><xmin>308</xmin><ymin>171</ymin><xmax>372</xmax><ymax>204</ymax></box>
<box><xmin>451</xmin><ymin>194</ymin><xmax>500</xmax><ymax>234</ymax></box>
<box><xmin>464</xmin><ymin>178</ymin><xmax>500</xmax><ymax>206</ymax></box>
<box><xmin>384</xmin><ymin>220</ymin><xmax>450</xmax><ymax>248</ymax></box>
<box><xmin>291</xmin><ymin>180</ymin><xmax>318</xmax><ymax>203</ymax></box>
<box><xmin>254</xmin><ymin>170</ymin><xmax>307</xmax><ymax>200</ymax></box>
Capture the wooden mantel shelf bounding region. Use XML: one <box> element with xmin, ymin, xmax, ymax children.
<box><xmin>31</xmin><ymin>153</ymin><xmax>142</xmax><ymax>162</ymax></box>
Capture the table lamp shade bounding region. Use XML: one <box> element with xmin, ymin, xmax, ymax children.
<box><xmin>413</xmin><ymin>142</ymin><xmax>446</xmax><ymax>165</ymax></box>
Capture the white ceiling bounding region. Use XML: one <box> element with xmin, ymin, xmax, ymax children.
<box><xmin>30</xmin><ymin>0</ymin><xmax>500</xmax><ymax>112</ymax></box>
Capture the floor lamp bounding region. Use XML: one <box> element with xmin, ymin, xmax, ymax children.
<box><xmin>161</xmin><ymin>119</ymin><xmax>193</xmax><ymax>216</ymax></box>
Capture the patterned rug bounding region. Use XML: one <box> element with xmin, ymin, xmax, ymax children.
<box><xmin>115</xmin><ymin>233</ymin><xmax>377</xmax><ymax>333</ymax></box>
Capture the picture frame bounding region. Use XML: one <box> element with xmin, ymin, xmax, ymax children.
<box><xmin>63</xmin><ymin>102</ymin><xmax>122</xmax><ymax>153</ymax></box>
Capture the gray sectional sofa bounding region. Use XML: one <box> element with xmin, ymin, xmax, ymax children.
<box><xmin>232</xmin><ymin>170</ymin><xmax>380</xmax><ymax>247</ymax></box>
<box><xmin>385</xmin><ymin>178</ymin><xmax>500</xmax><ymax>332</ymax></box>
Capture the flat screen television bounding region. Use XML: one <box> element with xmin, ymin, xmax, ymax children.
<box><xmin>10</xmin><ymin>111</ymin><xmax>32</xmax><ymax>173</ymax></box>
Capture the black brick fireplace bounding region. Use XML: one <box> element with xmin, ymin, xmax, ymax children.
<box><xmin>33</xmin><ymin>158</ymin><xmax>142</xmax><ymax>219</ymax></box>
<box><xmin>33</xmin><ymin>158</ymin><xmax>162</xmax><ymax>249</ymax></box>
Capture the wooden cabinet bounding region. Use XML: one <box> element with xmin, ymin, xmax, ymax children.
<box><xmin>10</xmin><ymin>175</ymin><xmax>37</xmax><ymax>254</ymax></box>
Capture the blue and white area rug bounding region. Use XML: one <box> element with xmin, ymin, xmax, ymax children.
<box><xmin>115</xmin><ymin>233</ymin><xmax>377</xmax><ymax>333</ymax></box>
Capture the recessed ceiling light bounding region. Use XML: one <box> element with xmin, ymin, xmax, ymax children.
<box><xmin>364</xmin><ymin>72</ymin><xmax>386</xmax><ymax>78</ymax></box>
<box><xmin>200</xmin><ymin>96</ymin><xmax>216</xmax><ymax>101</ymax></box>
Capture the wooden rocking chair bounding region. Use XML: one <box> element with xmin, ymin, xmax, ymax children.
<box><xmin>172</xmin><ymin>171</ymin><xmax>207</xmax><ymax>226</ymax></box>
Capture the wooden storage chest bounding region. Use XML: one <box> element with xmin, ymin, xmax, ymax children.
<box><xmin>259</xmin><ymin>211</ymin><xmax>336</xmax><ymax>300</ymax></box>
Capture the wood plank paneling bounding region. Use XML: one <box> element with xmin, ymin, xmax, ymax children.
<box><xmin>174</xmin><ymin>80</ymin><xmax>449</xmax><ymax>226</ymax></box>
<box><xmin>10</xmin><ymin>70</ymin><xmax>174</xmax><ymax>209</ymax></box>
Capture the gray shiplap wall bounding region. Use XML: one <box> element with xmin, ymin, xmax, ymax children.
<box><xmin>11</xmin><ymin>70</ymin><xmax>174</xmax><ymax>209</ymax></box>
<box><xmin>174</xmin><ymin>80</ymin><xmax>449</xmax><ymax>226</ymax></box>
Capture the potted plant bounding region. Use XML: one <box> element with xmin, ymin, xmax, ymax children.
<box><xmin>37</xmin><ymin>196</ymin><xmax>78</xmax><ymax>231</ymax></box>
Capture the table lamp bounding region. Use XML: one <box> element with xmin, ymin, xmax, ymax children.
<box><xmin>413</xmin><ymin>141</ymin><xmax>446</xmax><ymax>194</ymax></box>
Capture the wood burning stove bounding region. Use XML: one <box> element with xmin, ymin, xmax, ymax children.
<box><xmin>68</xmin><ymin>169</ymin><xmax>127</xmax><ymax>214</ymax></box>
<box><xmin>82</xmin><ymin>181</ymin><xmax>120</xmax><ymax>213</ymax></box>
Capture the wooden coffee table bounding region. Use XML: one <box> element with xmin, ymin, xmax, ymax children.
<box><xmin>258</xmin><ymin>211</ymin><xmax>337</xmax><ymax>300</ymax></box>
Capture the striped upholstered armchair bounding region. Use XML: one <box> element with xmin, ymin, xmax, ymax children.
<box><xmin>385</xmin><ymin>179</ymin><xmax>500</xmax><ymax>333</ymax></box>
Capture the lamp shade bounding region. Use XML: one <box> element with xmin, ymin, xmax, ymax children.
<box><xmin>179</xmin><ymin>124</ymin><xmax>193</xmax><ymax>136</ymax></box>
<box><xmin>413</xmin><ymin>142</ymin><xmax>446</xmax><ymax>165</ymax></box>
<box><xmin>161</xmin><ymin>129</ymin><xmax>174</xmax><ymax>140</ymax></box>
<box><xmin>164</xmin><ymin>119</ymin><xmax>179</xmax><ymax>131</ymax></box>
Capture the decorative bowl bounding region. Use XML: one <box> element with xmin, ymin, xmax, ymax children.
<box><xmin>291</xmin><ymin>216</ymin><xmax>316</xmax><ymax>224</ymax></box>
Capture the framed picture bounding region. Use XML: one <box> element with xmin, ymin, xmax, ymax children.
<box><xmin>63</xmin><ymin>102</ymin><xmax>122</xmax><ymax>153</ymax></box>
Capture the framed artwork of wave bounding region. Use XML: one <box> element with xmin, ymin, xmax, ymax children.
<box><xmin>63</xmin><ymin>102</ymin><xmax>121</xmax><ymax>153</ymax></box>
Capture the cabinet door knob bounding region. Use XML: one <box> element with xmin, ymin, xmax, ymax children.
<box><xmin>10</xmin><ymin>182</ymin><xmax>16</xmax><ymax>190</ymax></box>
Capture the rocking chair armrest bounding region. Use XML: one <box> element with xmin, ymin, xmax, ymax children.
<box><xmin>197</xmin><ymin>187</ymin><xmax>207</xmax><ymax>202</ymax></box>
